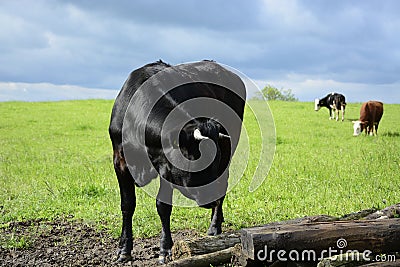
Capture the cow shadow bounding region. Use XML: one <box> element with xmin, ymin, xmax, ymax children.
<box><xmin>381</xmin><ymin>131</ymin><xmax>400</xmax><ymax>137</ymax></box>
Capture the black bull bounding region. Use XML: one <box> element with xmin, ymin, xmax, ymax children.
<box><xmin>108</xmin><ymin>60</ymin><xmax>246</xmax><ymax>263</ymax></box>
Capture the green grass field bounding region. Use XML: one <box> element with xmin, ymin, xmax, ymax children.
<box><xmin>0</xmin><ymin>100</ymin><xmax>399</xmax><ymax>240</ymax></box>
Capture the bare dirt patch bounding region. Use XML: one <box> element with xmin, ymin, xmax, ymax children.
<box><xmin>0</xmin><ymin>219</ymin><xmax>199</xmax><ymax>267</ymax></box>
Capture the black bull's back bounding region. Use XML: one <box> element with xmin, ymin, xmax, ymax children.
<box><xmin>111</xmin><ymin>60</ymin><xmax>246</xmax><ymax>190</ymax></box>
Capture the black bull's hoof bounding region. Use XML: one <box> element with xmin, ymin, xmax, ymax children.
<box><xmin>207</xmin><ymin>226</ymin><xmax>222</xmax><ymax>236</ymax></box>
<box><xmin>158</xmin><ymin>249</ymin><xmax>172</xmax><ymax>264</ymax></box>
<box><xmin>116</xmin><ymin>250</ymin><xmax>133</xmax><ymax>263</ymax></box>
<box><xmin>116</xmin><ymin>249</ymin><xmax>172</xmax><ymax>264</ymax></box>
<box><xmin>117</xmin><ymin>254</ymin><xmax>132</xmax><ymax>263</ymax></box>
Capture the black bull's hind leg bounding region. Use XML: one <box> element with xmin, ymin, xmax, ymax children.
<box><xmin>113</xmin><ymin>148</ymin><xmax>136</xmax><ymax>262</ymax></box>
<box><xmin>207</xmin><ymin>196</ymin><xmax>225</xmax><ymax>236</ymax></box>
<box><xmin>157</xmin><ymin>179</ymin><xmax>173</xmax><ymax>264</ymax></box>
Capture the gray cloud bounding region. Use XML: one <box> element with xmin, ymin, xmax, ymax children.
<box><xmin>0</xmin><ymin>0</ymin><xmax>399</xmax><ymax>102</ymax></box>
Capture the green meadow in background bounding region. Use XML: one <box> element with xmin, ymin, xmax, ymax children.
<box><xmin>0</xmin><ymin>100</ymin><xmax>399</xmax><ymax>239</ymax></box>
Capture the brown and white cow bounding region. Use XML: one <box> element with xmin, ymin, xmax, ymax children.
<box><xmin>352</xmin><ymin>101</ymin><xmax>384</xmax><ymax>136</ymax></box>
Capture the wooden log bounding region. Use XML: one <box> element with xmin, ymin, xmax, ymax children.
<box><xmin>168</xmin><ymin>205</ymin><xmax>400</xmax><ymax>266</ymax></box>
<box><xmin>232</xmin><ymin>243</ymin><xmax>263</xmax><ymax>267</ymax></box>
<box><xmin>317</xmin><ymin>252</ymin><xmax>370</xmax><ymax>266</ymax></box>
<box><xmin>360</xmin><ymin>258</ymin><xmax>400</xmax><ymax>266</ymax></box>
<box><xmin>171</xmin><ymin>215</ymin><xmax>338</xmax><ymax>261</ymax></box>
<box><xmin>172</xmin><ymin>232</ymin><xmax>240</xmax><ymax>260</ymax></box>
<box><xmin>339</xmin><ymin>203</ymin><xmax>400</xmax><ymax>221</ymax></box>
<box><xmin>339</xmin><ymin>208</ymin><xmax>378</xmax><ymax>220</ymax></box>
<box><xmin>240</xmin><ymin>218</ymin><xmax>400</xmax><ymax>262</ymax></box>
<box><xmin>166</xmin><ymin>247</ymin><xmax>234</xmax><ymax>267</ymax></box>
<box><xmin>317</xmin><ymin>252</ymin><xmax>400</xmax><ymax>267</ymax></box>
<box><xmin>364</xmin><ymin>203</ymin><xmax>400</xmax><ymax>220</ymax></box>
<box><xmin>263</xmin><ymin>214</ymin><xmax>339</xmax><ymax>226</ymax></box>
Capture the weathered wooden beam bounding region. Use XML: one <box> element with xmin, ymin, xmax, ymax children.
<box><xmin>241</xmin><ymin>219</ymin><xmax>400</xmax><ymax>263</ymax></box>
<box><xmin>168</xmin><ymin>205</ymin><xmax>400</xmax><ymax>266</ymax></box>
<box><xmin>172</xmin><ymin>232</ymin><xmax>240</xmax><ymax>260</ymax></box>
<box><xmin>317</xmin><ymin>252</ymin><xmax>400</xmax><ymax>267</ymax></box>
<box><xmin>166</xmin><ymin>247</ymin><xmax>234</xmax><ymax>267</ymax></box>
<box><xmin>364</xmin><ymin>203</ymin><xmax>400</xmax><ymax>220</ymax></box>
<box><xmin>317</xmin><ymin>252</ymin><xmax>371</xmax><ymax>266</ymax></box>
<box><xmin>359</xmin><ymin>258</ymin><xmax>400</xmax><ymax>266</ymax></box>
<box><xmin>171</xmin><ymin>215</ymin><xmax>338</xmax><ymax>261</ymax></box>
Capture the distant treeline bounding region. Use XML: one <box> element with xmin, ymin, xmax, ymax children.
<box><xmin>253</xmin><ymin>85</ymin><xmax>298</xmax><ymax>101</ymax></box>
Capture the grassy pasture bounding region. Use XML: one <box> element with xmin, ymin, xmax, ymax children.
<box><xmin>0</xmin><ymin>100</ymin><xmax>399</xmax><ymax>241</ymax></box>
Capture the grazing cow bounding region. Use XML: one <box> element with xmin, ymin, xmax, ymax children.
<box><xmin>352</xmin><ymin>101</ymin><xmax>384</xmax><ymax>136</ymax></box>
<box><xmin>314</xmin><ymin>92</ymin><xmax>346</xmax><ymax>121</ymax></box>
<box><xmin>109</xmin><ymin>60</ymin><xmax>246</xmax><ymax>263</ymax></box>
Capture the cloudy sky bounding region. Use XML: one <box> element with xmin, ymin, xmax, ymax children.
<box><xmin>1</xmin><ymin>0</ymin><xmax>399</xmax><ymax>103</ymax></box>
